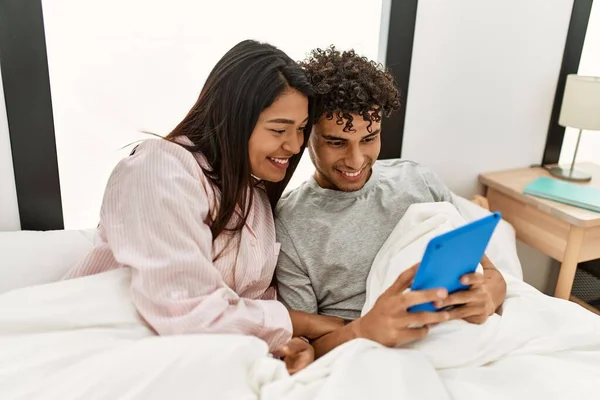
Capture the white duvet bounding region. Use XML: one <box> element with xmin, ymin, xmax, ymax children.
<box><xmin>1</xmin><ymin>202</ymin><xmax>600</xmax><ymax>400</ymax></box>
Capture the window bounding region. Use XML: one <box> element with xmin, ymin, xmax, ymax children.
<box><xmin>41</xmin><ymin>0</ymin><xmax>383</xmax><ymax>229</ymax></box>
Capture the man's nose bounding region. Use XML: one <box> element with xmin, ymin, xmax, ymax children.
<box><xmin>345</xmin><ymin>146</ymin><xmax>365</xmax><ymax>170</ymax></box>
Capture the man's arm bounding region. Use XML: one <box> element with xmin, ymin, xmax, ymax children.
<box><xmin>311</xmin><ymin>265</ymin><xmax>451</xmax><ymax>358</ymax></box>
<box><xmin>311</xmin><ymin>319</ymin><xmax>360</xmax><ymax>359</ymax></box>
<box><xmin>314</xmin><ymin>256</ymin><xmax>507</xmax><ymax>358</ymax></box>
<box><xmin>481</xmin><ymin>254</ymin><xmax>507</xmax><ymax>313</ymax></box>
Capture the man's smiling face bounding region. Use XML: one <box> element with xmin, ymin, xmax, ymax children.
<box><xmin>309</xmin><ymin>114</ymin><xmax>382</xmax><ymax>192</ymax></box>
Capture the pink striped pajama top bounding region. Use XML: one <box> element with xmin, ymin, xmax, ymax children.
<box><xmin>63</xmin><ymin>138</ymin><xmax>292</xmax><ymax>351</ymax></box>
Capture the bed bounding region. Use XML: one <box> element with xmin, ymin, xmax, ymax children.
<box><xmin>0</xmin><ymin>195</ymin><xmax>599</xmax><ymax>400</ymax></box>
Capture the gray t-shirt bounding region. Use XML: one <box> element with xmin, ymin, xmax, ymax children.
<box><xmin>274</xmin><ymin>159</ymin><xmax>455</xmax><ymax>320</ymax></box>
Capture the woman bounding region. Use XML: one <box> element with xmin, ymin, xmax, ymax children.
<box><xmin>64</xmin><ymin>40</ymin><xmax>343</xmax><ymax>374</ymax></box>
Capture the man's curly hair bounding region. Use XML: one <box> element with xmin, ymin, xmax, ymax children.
<box><xmin>300</xmin><ymin>45</ymin><xmax>401</xmax><ymax>132</ymax></box>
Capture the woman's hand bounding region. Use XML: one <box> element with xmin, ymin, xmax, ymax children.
<box><xmin>274</xmin><ymin>338</ymin><xmax>315</xmax><ymax>375</ymax></box>
<box><xmin>288</xmin><ymin>310</ymin><xmax>345</xmax><ymax>340</ymax></box>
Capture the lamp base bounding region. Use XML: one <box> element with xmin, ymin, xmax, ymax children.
<box><xmin>548</xmin><ymin>166</ymin><xmax>592</xmax><ymax>182</ymax></box>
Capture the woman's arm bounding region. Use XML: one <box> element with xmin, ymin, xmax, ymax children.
<box><xmin>102</xmin><ymin>139</ymin><xmax>291</xmax><ymax>351</ymax></box>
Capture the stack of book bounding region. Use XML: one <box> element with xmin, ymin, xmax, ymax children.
<box><xmin>523</xmin><ymin>176</ymin><xmax>600</xmax><ymax>213</ymax></box>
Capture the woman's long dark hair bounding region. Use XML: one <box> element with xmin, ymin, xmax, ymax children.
<box><xmin>166</xmin><ymin>40</ymin><xmax>314</xmax><ymax>240</ymax></box>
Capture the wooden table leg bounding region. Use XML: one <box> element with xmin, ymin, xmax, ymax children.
<box><xmin>555</xmin><ymin>226</ymin><xmax>585</xmax><ymax>300</ymax></box>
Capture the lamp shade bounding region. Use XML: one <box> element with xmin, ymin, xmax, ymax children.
<box><xmin>558</xmin><ymin>74</ymin><xmax>600</xmax><ymax>130</ymax></box>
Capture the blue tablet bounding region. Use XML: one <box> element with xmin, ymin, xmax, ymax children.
<box><xmin>407</xmin><ymin>212</ymin><xmax>502</xmax><ymax>313</ymax></box>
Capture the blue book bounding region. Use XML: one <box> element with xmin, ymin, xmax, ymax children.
<box><xmin>523</xmin><ymin>176</ymin><xmax>600</xmax><ymax>213</ymax></box>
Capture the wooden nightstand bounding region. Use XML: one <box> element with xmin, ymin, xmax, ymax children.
<box><xmin>479</xmin><ymin>163</ymin><xmax>600</xmax><ymax>310</ymax></box>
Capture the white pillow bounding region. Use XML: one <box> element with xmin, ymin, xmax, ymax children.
<box><xmin>452</xmin><ymin>193</ymin><xmax>523</xmax><ymax>280</ymax></box>
<box><xmin>0</xmin><ymin>229</ymin><xmax>96</xmax><ymax>294</ymax></box>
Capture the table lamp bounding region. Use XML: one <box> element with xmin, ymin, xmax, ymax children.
<box><xmin>550</xmin><ymin>74</ymin><xmax>600</xmax><ymax>182</ymax></box>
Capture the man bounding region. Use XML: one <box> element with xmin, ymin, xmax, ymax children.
<box><xmin>275</xmin><ymin>46</ymin><xmax>507</xmax><ymax>358</ymax></box>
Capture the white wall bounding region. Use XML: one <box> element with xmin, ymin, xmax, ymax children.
<box><xmin>41</xmin><ymin>0</ymin><xmax>383</xmax><ymax>229</ymax></box>
<box><xmin>0</xmin><ymin>65</ymin><xmax>21</xmax><ymax>231</ymax></box>
<box><xmin>559</xmin><ymin>0</ymin><xmax>600</xmax><ymax>166</ymax></box>
<box><xmin>401</xmin><ymin>0</ymin><xmax>575</xmax><ymax>293</ymax></box>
